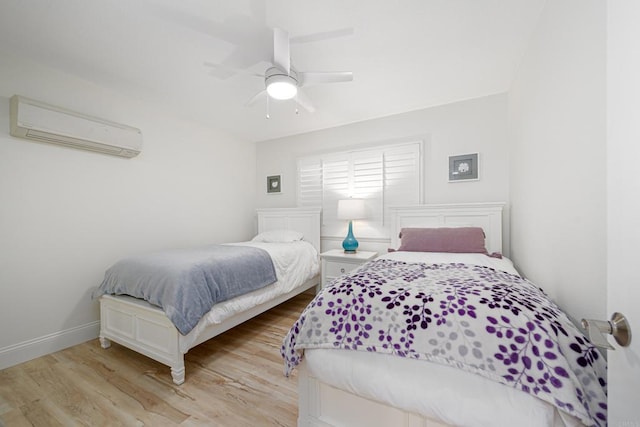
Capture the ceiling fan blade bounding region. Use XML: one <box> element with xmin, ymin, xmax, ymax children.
<box><xmin>272</xmin><ymin>28</ymin><xmax>290</xmax><ymax>74</ymax></box>
<box><xmin>246</xmin><ymin>90</ymin><xmax>267</xmax><ymax>107</ymax></box>
<box><xmin>290</xmin><ymin>28</ymin><xmax>354</xmax><ymax>44</ymax></box>
<box><xmin>299</xmin><ymin>71</ymin><xmax>353</xmax><ymax>87</ymax></box>
<box><xmin>295</xmin><ymin>90</ymin><xmax>316</xmax><ymax>113</ymax></box>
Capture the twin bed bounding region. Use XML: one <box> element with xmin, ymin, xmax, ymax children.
<box><xmin>96</xmin><ymin>207</ymin><xmax>321</xmax><ymax>385</ymax></box>
<box><xmin>96</xmin><ymin>203</ymin><xmax>607</xmax><ymax>427</ymax></box>
<box><xmin>284</xmin><ymin>204</ymin><xmax>607</xmax><ymax>427</ymax></box>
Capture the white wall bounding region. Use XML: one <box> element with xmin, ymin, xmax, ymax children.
<box><xmin>255</xmin><ymin>94</ymin><xmax>510</xmax><ymax>255</ymax></box>
<box><xmin>508</xmin><ymin>0</ymin><xmax>606</xmax><ymax>320</ymax></box>
<box><xmin>0</xmin><ymin>52</ymin><xmax>257</xmax><ymax>368</ymax></box>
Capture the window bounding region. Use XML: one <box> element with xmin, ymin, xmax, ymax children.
<box><xmin>297</xmin><ymin>141</ymin><xmax>423</xmax><ymax>238</ymax></box>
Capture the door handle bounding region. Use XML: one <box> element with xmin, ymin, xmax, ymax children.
<box><xmin>581</xmin><ymin>312</ymin><xmax>632</xmax><ymax>350</ymax></box>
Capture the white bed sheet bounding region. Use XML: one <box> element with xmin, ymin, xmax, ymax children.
<box><xmin>180</xmin><ymin>240</ymin><xmax>318</xmax><ymax>352</ymax></box>
<box><xmin>303</xmin><ymin>251</ymin><xmax>583</xmax><ymax>427</ymax></box>
<box><xmin>379</xmin><ymin>251</ymin><xmax>521</xmax><ymax>276</ymax></box>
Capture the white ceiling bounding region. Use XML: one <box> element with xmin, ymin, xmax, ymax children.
<box><xmin>0</xmin><ymin>0</ymin><xmax>544</xmax><ymax>143</ymax></box>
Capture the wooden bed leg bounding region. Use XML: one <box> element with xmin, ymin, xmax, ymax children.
<box><xmin>99</xmin><ymin>336</ymin><xmax>111</xmax><ymax>349</ymax></box>
<box><xmin>171</xmin><ymin>364</ymin><xmax>185</xmax><ymax>385</ymax></box>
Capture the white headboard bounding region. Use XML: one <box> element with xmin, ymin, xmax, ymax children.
<box><xmin>389</xmin><ymin>203</ymin><xmax>505</xmax><ymax>254</ymax></box>
<box><xmin>256</xmin><ymin>207</ymin><xmax>322</xmax><ymax>252</ymax></box>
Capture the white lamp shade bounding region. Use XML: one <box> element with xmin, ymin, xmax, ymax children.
<box><xmin>266</xmin><ymin>75</ymin><xmax>298</xmax><ymax>100</ymax></box>
<box><xmin>337</xmin><ymin>199</ymin><xmax>366</xmax><ymax>220</ymax></box>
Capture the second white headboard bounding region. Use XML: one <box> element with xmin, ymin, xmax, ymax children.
<box><xmin>388</xmin><ymin>203</ymin><xmax>505</xmax><ymax>254</ymax></box>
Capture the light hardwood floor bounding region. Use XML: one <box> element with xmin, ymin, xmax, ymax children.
<box><xmin>0</xmin><ymin>291</ymin><xmax>315</xmax><ymax>427</ymax></box>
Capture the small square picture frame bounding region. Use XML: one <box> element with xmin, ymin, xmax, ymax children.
<box><xmin>448</xmin><ymin>153</ymin><xmax>479</xmax><ymax>182</ymax></box>
<box><xmin>267</xmin><ymin>175</ymin><xmax>281</xmax><ymax>194</ymax></box>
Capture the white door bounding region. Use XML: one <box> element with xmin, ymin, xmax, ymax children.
<box><xmin>607</xmin><ymin>1</ymin><xmax>640</xmax><ymax>424</ymax></box>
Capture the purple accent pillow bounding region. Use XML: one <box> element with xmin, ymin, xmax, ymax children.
<box><xmin>397</xmin><ymin>227</ymin><xmax>488</xmax><ymax>254</ymax></box>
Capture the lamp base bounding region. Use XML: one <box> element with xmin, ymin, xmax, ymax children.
<box><xmin>342</xmin><ymin>220</ymin><xmax>359</xmax><ymax>253</ymax></box>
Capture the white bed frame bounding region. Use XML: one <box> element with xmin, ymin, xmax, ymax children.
<box><xmin>297</xmin><ymin>202</ymin><xmax>505</xmax><ymax>427</ymax></box>
<box><xmin>99</xmin><ymin>207</ymin><xmax>321</xmax><ymax>385</ymax></box>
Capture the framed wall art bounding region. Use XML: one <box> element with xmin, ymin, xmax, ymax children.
<box><xmin>267</xmin><ymin>175</ymin><xmax>281</xmax><ymax>194</ymax></box>
<box><xmin>448</xmin><ymin>153</ymin><xmax>479</xmax><ymax>182</ymax></box>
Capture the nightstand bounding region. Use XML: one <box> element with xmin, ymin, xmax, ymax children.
<box><xmin>320</xmin><ymin>249</ymin><xmax>378</xmax><ymax>289</ymax></box>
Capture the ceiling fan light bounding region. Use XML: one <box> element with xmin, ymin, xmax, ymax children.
<box><xmin>266</xmin><ymin>75</ymin><xmax>298</xmax><ymax>100</ymax></box>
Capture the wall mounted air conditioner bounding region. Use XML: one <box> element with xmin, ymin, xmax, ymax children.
<box><xmin>9</xmin><ymin>95</ymin><xmax>143</xmax><ymax>158</ymax></box>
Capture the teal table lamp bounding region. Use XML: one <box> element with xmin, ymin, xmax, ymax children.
<box><xmin>337</xmin><ymin>198</ymin><xmax>366</xmax><ymax>253</ymax></box>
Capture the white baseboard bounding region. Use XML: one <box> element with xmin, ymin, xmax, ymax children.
<box><xmin>0</xmin><ymin>321</ymin><xmax>100</xmax><ymax>370</ymax></box>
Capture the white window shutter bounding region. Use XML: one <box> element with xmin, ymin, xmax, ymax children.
<box><xmin>296</xmin><ymin>141</ymin><xmax>422</xmax><ymax>238</ymax></box>
<box><xmin>297</xmin><ymin>158</ymin><xmax>323</xmax><ymax>208</ymax></box>
<box><xmin>383</xmin><ymin>143</ymin><xmax>421</xmax><ymax>223</ymax></box>
<box><xmin>321</xmin><ymin>157</ymin><xmax>349</xmax><ymax>226</ymax></box>
<box><xmin>352</xmin><ymin>150</ymin><xmax>383</xmax><ymax>225</ymax></box>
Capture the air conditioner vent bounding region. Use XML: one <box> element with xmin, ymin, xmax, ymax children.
<box><xmin>9</xmin><ymin>95</ymin><xmax>142</xmax><ymax>158</ymax></box>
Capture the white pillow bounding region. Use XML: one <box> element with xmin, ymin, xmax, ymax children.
<box><xmin>252</xmin><ymin>229</ymin><xmax>304</xmax><ymax>243</ymax></box>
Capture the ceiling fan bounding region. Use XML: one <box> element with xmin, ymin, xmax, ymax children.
<box><xmin>205</xmin><ymin>27</ymin><xmax>353</xmax><ymax>113</ymax></box>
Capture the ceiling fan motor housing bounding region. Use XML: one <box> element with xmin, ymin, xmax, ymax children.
<box><xmin>265</xmin><ymin>67</ymin><xmax>299</xmax><ymax>100</ymax></box>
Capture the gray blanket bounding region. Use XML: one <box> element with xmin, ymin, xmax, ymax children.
<box><xmin>96</xmin><ymin>244</ymin><xmax>277</xmax><ymax>335</ymax></box>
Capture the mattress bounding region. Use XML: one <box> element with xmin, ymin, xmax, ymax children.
<box><xmin>304</xmin><ymin>347</ymin><xmax>582</xmax><ymax>427</ymax></box>
<box><xmin>179</xmin><ymin>240</ymin><xmax>319</xmax><ymax>352</ymax></box>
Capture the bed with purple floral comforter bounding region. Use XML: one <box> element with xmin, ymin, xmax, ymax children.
<box><xmin>282</xmin><ymin>259</ymin><xmax>607</xmax><ymax>426</ymax></box>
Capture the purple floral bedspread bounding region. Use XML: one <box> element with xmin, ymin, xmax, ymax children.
<box><xmin>281</xmin><ymin>259</ymin><xmax>607</xmax><ymax>426</ymax></box>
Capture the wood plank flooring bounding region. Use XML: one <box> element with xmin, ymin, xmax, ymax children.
<box><xmin>0</xmin><ymin>291</ymin><xmax>315</xmax><ymax>427</ymax></box>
